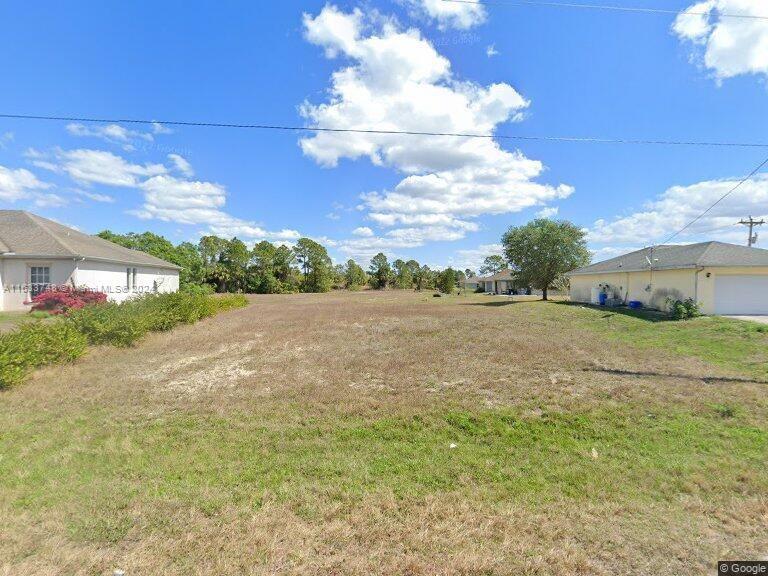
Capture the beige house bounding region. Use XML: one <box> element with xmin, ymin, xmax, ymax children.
<box><xmin>567</xmin><ymin>242</ymin><xmax>768</xmax><ymax>315</ymax></box>
<box><xmin>478</xmin><ymin>269</ymin><xmax>516</xmax><ymax>294</ymax></box>
<box><xmin>0</xmin><ymin>211</ymin><xmax>181</xmax><ymax>312</ymax></box>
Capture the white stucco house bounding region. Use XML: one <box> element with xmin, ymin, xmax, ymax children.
<box><xmin>0</xmin><ymin>210</ymin><xmax>180</xmax><ymax>312</ymax></box>
<box><xmin>567</xmin><ymin>241</ymin><xmax>768</xmax><ymax>315</ymax></box>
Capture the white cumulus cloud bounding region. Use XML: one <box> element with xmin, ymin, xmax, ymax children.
<box><xmin>536</xmin><ymin>206</ymin><xmax>559</xmax><ymax>218</ymax></box>
<box><xmin>0</xmin><ymin>165</ymin><xmax>51</xmax><ymax>202</ymax></box>
<box><xmin>66</xmin><ymin>123</ymin><xmax>155</xmax><ymax>145</ymax></box>
<box><xmin>674</xmin><ymin>0</ymin><xmax>768</xmax><ymax>80</ymax></box>
<box><xmin>168</xmin><ymin>153</ymin><xmax>194</xmax><ymax>177</ymax></box>
<box><xmin>449</xmin><ymin>242</ymin><xmax>504</xmax><ymax>271</ymax></box>
<box><xmin>352</xmin><ymin>226</ymin><xmax>375</xmax><ymax>237</ymax></box>
<box><xmin>403</xmin><ymin>0</ymin><xmax>487</xmax><ymax>30</ymax></box>
<box><xmin>53</xmin><ymin>149</ymin><xmax>167</xmax><ymax>187</ymax></box>
<box><xmin>301</xmin><ymin>5</ymin><xmax>572</xmax><ymax>250</ymax></box>
<box><xmin>130</xmin><ymin>171</ymin><xmax>300</xmax><ymax>244</ymax></box>
<box><xmin>587</xmin><ymin>173</ymin><xmax>768</xmax><ymax>250</ymax></box>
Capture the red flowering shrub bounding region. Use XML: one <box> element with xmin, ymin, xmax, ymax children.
<box><xmin>27</xmin><ymin>287</ymin><xmax>108</xmax><ymax>315</ymax></box>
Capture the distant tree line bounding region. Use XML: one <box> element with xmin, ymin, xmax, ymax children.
<box><xmin>97</xmin><ymin>231</ymin><xmax>464</xmax><ymax>294</ymax></box>
<box><xmin>98</xmin><ymin>217</ymin><xmax>590</xmax><ymax>299</ymax></box>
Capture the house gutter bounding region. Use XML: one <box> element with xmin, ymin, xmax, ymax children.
<box><xmin>0</xmin><ymin>253</ymin><xmax>181</xmax><ymax>271</ymax></box>
<box><xmin>567</xmin><ymin>264</ymin><xmax>700</xmax><ymax>276</ymax></box>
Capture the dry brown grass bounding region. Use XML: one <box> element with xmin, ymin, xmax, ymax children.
<box><xmin>1</xmin><ymin>291</ymin><xmax>767</xmax><ymax>575</ymax></box>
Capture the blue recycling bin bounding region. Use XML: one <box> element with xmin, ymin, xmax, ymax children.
<box><xmin>598</xmin><ymin>292</ymin><xmax>608</xmax><ymax>306</ymax></box>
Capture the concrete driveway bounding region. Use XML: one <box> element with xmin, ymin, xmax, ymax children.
<box><xmin>725</xmin><ymin>315</ymin><xmax>768</xmax><ymax>325</ymax></box>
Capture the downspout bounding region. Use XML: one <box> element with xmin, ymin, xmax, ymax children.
<box><xmin>694</xmin><ymin>266</ymin><xmax>704</xmax><ymax>306</ymax></box>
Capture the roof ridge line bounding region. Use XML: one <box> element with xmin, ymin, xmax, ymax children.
<box><xmin>696</xmin><ymin>240</ymin><xmax>721</xmax><ymax>265</ymax></box>
<box><xmin>25</xmin><ymin>212</ymin><xmax>81</xmax><ymax>257</ymax></box>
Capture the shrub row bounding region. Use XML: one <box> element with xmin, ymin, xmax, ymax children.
<box><xmin>68</xmin><ymin>293</ymin><xmax>249</xmax><ymax>347</ymax></box>
<box><xmin>0</xmin><ymin>292</ymin><xmax>248</xmax><ymax>388</ymax></box>
<box><xmin>0</xmin><ymin>322</ymin><xmax>88</xmax><ymax>388</ymax></box>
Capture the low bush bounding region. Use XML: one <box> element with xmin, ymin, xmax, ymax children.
<box><xmin>28</xmin><ymin>287</ymin><xmax>108</xmax><ymax>315</ymax></box>
<box><xmin>0</xmin><ymin>321</ymin><xmax>88</xmax><ymax>388</ymax></box>
<box><xmin>67</xmin><ymin>302</ymin><xmax>148</xmax><ymax>347</ymax></box>
<box><xmin>180</xmin><ymin>283</ymin><xmax>216</xmax><ymax>296</ymax></box>
<box><xmin>211</xmin><ymin>294</ymin><xmax>249</xmax><ymax>312</ymax></box>
<box><xmin>666</xmin><ymin>298</ymin><xmax>702</xmax><ymax>320</ymax></box>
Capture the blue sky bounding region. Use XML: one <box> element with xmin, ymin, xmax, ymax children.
<box><xmin>1</xmin><ymin>0</ymin><xmax>767</xmax><ymax>270</ymax></box>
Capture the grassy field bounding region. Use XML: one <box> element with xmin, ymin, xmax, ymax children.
<box><xmin>1</xmin><ymin>291</ymin><xmax>767</xmax><ymax>575</ymax></box>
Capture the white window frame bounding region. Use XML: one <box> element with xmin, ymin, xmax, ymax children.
<box><xmin>29</xmin><ymin>265</ymin><xmax>51</xmax><ymax>297</ymax></box>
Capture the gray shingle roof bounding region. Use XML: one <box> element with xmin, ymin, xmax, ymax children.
<box><xmin>0</xmin><ymin>211</ymin><xmax>181</xmax><ymax>270</ymax></box>
<box><xmin>568</xmin><ymin>241</ymin><xmax>768</xmax><ymax>276</ymax></box>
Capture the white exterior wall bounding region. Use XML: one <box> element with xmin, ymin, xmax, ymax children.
<box><xmin>75</xmin><ymin>260</ymin><xmax>179</xmax><ymax>303</ymax></box>
<box><xmin>0</xmin><ymin>257</ymin><xmax>77</xmax><ymax>311</ymax></box>
<box><xmin>0</xmin><ymin>257</ymin><xmax>179</xmax><ymax>311</ymax></box>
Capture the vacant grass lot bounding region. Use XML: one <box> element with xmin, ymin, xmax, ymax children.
<box><xmin>1</xmin><ymin>291</ymin><xmax>766</xmax><ymax>575</ymax></box>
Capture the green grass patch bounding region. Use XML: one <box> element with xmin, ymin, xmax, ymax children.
<box><xmin>545</xmin><ymin>302</ymin><xmax>768</xmax><ymax>380</ymax></box>
<box><xmin>1</xmin><ymin>405</ymin><xmax>765</xmax><ymax>542</ymax></box>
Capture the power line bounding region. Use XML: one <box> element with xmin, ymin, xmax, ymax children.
<box><xmin>441</xmin><ymin>0</ymin><xmax>768</xmax><ymax>21</ymax></box>
<box><xmin>660</xmin><ymin>155</ymin><xmax>768</xmax><ymax>245</ymax></box>
<box><xmin>1</xmin><ymin>113</ymin><xmax>767</xmax><ymax>149</ymax></box>
<box><xmin>689</xmin><ymin>221</ymin><xmax>740</xmax><ymax>235</ymax></box>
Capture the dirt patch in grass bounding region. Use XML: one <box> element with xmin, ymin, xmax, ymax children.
<box><xmin>1</xmin><ymin>291</ymin><xmax>767</xmax><ymax>575</ymax></box>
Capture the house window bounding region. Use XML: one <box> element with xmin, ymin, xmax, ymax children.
<box><xmin>127</xmin><ymin>268</ymin><xmax>139</xmax><ymax>291</ymax></box>
<box><xmin>30</xmin><ymin>266</ymin><xmax>51</xmax><ymax>297</ymax></box>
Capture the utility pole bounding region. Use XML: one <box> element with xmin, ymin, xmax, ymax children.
<box><xmin>739</xmin><ymin>216</ymin><xmax>765</xmax><ymax>247</ymax></box>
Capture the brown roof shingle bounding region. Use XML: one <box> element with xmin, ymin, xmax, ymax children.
<box><xmin>479</xmin><ymin>269</ymin><xmax>515</xmax><ymax>282</ymax></box>
<box><xmin>0</xmin><ymin>211</ymin><xmax>181</xmax><ymax>269</ymax></box>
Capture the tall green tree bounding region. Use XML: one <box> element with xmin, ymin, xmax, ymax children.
<box><xmin>344</xmin><ymin>259</ymin><xmax>367</xmax><ymax>290</ymax></box>
<box><xmin>405</xmin><ymin>260</ymin><xmax>421</xmax><ymax>287</ymax></box>
<box><xmin>293</xmin><ymin>238</ymin><xmax>333</xmax><ymax>293</ymax></box>
<box><xmin>274</xmin><ymin>245</ymin><xmax>299</xmax><ymax>291</ymax></box>
<box><xmin>479</xmin><ymin>255</ymin><xmax>506</xmax><ymax>275</ymax></box>
<box><xmin>392</xmin><ymin>259</ymin><xmax>414</xmax><ymax>289</ymax></box>
<box><xmin>248</xmin><ymin>241</ymin><xmax>280</xmax><ymax>294</ymax></box>
<box><xmin>97</xmin><ymin>230</ymin><xmax>204</xmax><ymax>289</ymax></box>
<box><xmin>369</xmin><ymin>253</ymin><xmax>392</xmax><ymax>290</ymax></box>
<box><xmin>414</xmin><ymin>264</ymin><xmax>431</xmax><ymax>291</ymax></box>
<box><xmin>502</xmin><ymin>219</ymin><xmax>590</xmax><ymax>300</ymax></box>
<box><xmin>221</xmin><ymin>238</ymin><xmax>249</xmax><ymax>292</ymax></box>
<box><xmin>436</xmin><ymin>268</ymin><xmax>457</xmax><ymax>294</ymax></box>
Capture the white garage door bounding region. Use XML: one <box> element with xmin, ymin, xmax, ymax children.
<box><xmin>714</xmin><ymin>275</ymin><xmax>768</xmax><ymax>315</ymax></box>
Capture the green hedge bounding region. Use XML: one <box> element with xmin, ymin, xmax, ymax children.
<box><xmin>0</xmin><ymin>322</ymin><xmax>88</xmax><ymax>388</ymax></box>
<box><xmin>0</xmin><ymin>292</ymin><xmax>249</xmax><ymax>388</ymax></box>
<box><xmin>67</xmin><ymin>293</ymin><xmax>249</xmax><ymax>347</ymax></box>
